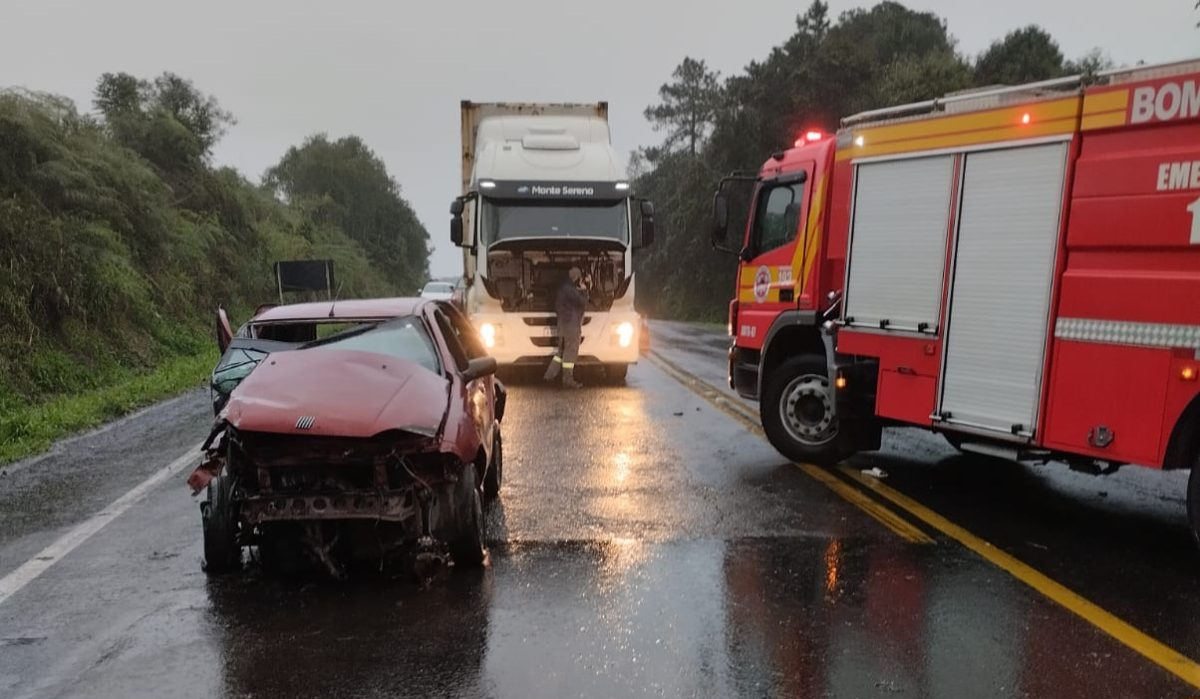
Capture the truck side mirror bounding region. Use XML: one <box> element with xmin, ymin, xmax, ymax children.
<box><xmin>711</xmin><ymin>174</ymin><xmax>757</xmax><ymax>255</ymax></box>
<box><xmin>712</xmin><ymin>195</ymin><xmax>729</xmax><ymax>242</ymax></box>
<box><xmin>449</xmin><ymin>198</ymin><xmax>465</xmax><ymax>247</ymax></box>
<box><xmin>638</xmin><ymin>200</ymin><xmax>655</xmax><ymax>248</ymax></box>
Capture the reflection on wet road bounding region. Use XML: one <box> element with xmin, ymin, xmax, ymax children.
<box><xmin>0</xmin><ymin>324</ymin><xmax>1198</xmax><ymax>697</ymax></box>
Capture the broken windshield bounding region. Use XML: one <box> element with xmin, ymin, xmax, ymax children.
<box><xmin>304</xmin><ymin>316</ymin><xmax>441</xmax><ymax>373</ymax></box>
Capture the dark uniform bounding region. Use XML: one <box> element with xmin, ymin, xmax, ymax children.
<box><xmin>544</xmin><ymin>269</ymin><xmax>588</xmax><ymax>388</ymax></box>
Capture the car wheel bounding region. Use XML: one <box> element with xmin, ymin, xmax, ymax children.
<box><xmin>760</xmin><ymin>355</ymin><xmax>844</xmax><ymax>466</ymax></box>
<box><xmin>484</xmin><ymin>429</ymin><xmax>503</xmax><ymax>501</ymax></box>
<box><xmin>450</xmin><ymin>462</ymin><xmax>486</xmax><ymax>568</ymax></box>
<box><xmin>604</xmin><ymin>363</ymin><xmax>628</xmax><ymax>386</ymax></box>
<box><xmin>202</xmin><ymin>468</ymin><xmax>240</xmax><ymax>574</ymax></box>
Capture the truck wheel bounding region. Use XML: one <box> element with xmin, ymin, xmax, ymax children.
<box><xmin>604</xmin><ymin>363</ymin><xmax>628</xmax><ymax>385</ymax></box>
<box><xmin>1189</xmin><ymin>450</ymin><xmax>1200</xmax><ymax>552</ymax></box>
<box><xmin>760</xmin><ymin>356</ymin><xmax>843</xmax><ymax>466</ymax></box>
<box><xmin>450</xmin><ymin>462</ymin><xmax>486</xmax><ymax>568</ymax></box>
<box><xmin>202</xmin><ymin>469</ymin><xmax>240</xmax><ymax>574</ymax></box>
<box><xmin>484</xmin><ymin>429</ymin><xmax>503</xmax><ymax>501</ymax></box>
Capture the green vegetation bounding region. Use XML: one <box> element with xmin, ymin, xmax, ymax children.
<box><xmin>0</xmin><ymin>348</ymin><xmax>217</xmax><ymax>464</ymax></box>
<box><xmin>0</xmin><ymin>72</ymin><xmax>429</xmax><ymax>463</ymax></box>
<box><xmin>633</xmin><ymin>1</ymin><xmax>1110</xmax><ymax>320</ymax></box>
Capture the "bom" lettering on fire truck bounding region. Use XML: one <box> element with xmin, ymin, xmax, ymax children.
<box><xmin>1131</xmin><ymin>80</ymin><xmax>1200</xmax><ymax>124</ymax></box>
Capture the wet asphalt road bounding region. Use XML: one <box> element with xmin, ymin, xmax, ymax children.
<box><xmin>1</xmin><ymin>323</ymin><xmax>1198</xmax><ymax>698</ymax></box>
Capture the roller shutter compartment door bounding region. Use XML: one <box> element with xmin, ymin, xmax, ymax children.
<box><xmin>843</xmin><ymin>155</ymin><xmax>954</xmax><ymax>333</ymax></box>
<box><xmin>938</xmin><ymin>143</ymin><xmax>1068</xmax><ymax>435</ymax></box>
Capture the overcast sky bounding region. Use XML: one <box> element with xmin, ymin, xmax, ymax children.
<box><xmin>6</xmin><ymin>0</ymin><xmax>1199</xmax><ymax>277</ymax></box>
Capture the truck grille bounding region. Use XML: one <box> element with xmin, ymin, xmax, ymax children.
<box><xmin>531</xmin><ymin>336</ymin><xmax>586</xmax><ymax>347</ymax></box>
<box><xmin>522</xmin><ymin>316</ymin><xmax>592</xmax><ymax>326</ymax></box>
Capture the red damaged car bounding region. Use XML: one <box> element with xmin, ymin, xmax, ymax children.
<box><xmin>189</xmin><ymin>298</ymin><xmax>506</xmax><ymax>579</ymax></box>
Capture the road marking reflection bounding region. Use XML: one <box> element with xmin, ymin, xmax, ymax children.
<box><xmin>646</xmin><ymin>352</ymin><xmax>932</xmax><ymax>544</ymax></box>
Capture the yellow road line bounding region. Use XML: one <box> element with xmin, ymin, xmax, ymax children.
<box><xmin>647</xmin><ymin>348</ymin><xmax>1200</xmax><ymax>690</ymax></box>
<box><xmin>646</xmin><ymin>351</ymin><xmax>932</xmax><ymax>545</ymax></box>
<box><xmin>839</xmin><ymin>465</ymin><xmax>1200</xmax><ymax>690</ymax></box>
<box><xmin>798</xmin><ymin>464</ymin><xmax>934</xmax><ymax>544</ymax></box>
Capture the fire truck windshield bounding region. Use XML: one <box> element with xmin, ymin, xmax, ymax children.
<box><xmin>480</xmin><ymin>199</ymin><xmax>629</xmax><ymax>245</ymax></box>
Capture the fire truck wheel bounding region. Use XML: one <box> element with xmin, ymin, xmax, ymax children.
<box><xmin>761</xmin><ymin>356</ymin><xmax>842</xmax><ymax>465</ymax></box>
<box><xmin>1189</xmin><ymin>452</ymin><xmax>1200</xmax><ymax>552</ymax></box>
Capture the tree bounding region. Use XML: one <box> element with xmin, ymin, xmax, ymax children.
<box><xmin>644</xmin><ymin>57</ymin><xmax>723</xmax><ymax>157</ymax></box>
<box><xmin>93</xmin><ymin>72</ymin><xmax>234</xmax><ymax>164</ymax></box>
<box><xmin>974</xmin><ymin>26</ymin><xmax>1065</xmax><ymax>85</ymax></box>
<box><xmin>1065</xmin><ymin>48</ymin><xmax>1114</xmax><ymax>79</ymax></box>
<box><xmin>632</xmin><ymin>1</ymin><xmax>1074</xmax><ymax>321</ymax></box>
<box><xmin>265</xmin><ymin>135</ymin><xmax>431</xmax><ymax>291</ymax></box>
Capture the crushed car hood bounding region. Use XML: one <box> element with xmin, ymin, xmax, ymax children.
<box><xmin>223</xmin><ymin>349</ymin><xmax>449</xmax><ymax>439</ymax></box>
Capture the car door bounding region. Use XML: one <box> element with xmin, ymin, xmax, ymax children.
<box><xmin>432</xmin><ymin>305</ymin><xmax>495</xmax><ymax>464</ymax></box>
<box><xmin>216</xmin><ymin>306</ymin><xmax>233</xmax><ymax>353</ymax></box>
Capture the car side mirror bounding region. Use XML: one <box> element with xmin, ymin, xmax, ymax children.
<box><xmin>450</xmin><ymin>198</ymin><xmax>465</xmax><ymax>247</ymax></box>
<box><xmin>637</xmin><ymin>200</ymin><xmax>655</xmax><ymax>248</ymax></box>
<box><xmin>462</xmin><ymin>356</ymin><xmax>497</xmax><ymax>381</ymax></box>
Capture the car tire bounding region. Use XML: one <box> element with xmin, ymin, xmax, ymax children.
<box><xmin>450</xmin><ymin>462</ymin><xmax>486</xmax><ymax>568</ymax></box>
<box><xmin>202</xmin><ymin>467</ymin><xmax>240</xmax><ymax>574</ymax></box>
<box><xmin>604</xmin><ymin>363</ymin><xmax>629</xmax><ymax>386</ymax></box>
<box><xmin>484</xmin><ymin>429</ymin><xmax>503</xmax><ymax>502</ymax></box>
<box><xmin>760</xmin><ymin>355</ymin><xmax>844</xmax><ymax>466</ymax></box>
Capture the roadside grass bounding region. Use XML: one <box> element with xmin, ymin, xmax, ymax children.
<box><xmin>0</xmin><ymin>348</ymin><xmax>216</xmax><ymax>466</ymax></box>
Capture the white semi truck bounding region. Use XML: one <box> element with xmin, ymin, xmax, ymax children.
<box><xmin>449</xmin><ymin>101</ymin><xmax>654</xmax><ymax>383</ymax></box>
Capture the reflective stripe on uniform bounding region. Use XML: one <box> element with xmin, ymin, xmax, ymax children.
<box><xmin>562</xmin><ymin>362</ymin><xmax>575</xmax><ymax>369</ymax></box>
<box><xmin>553</xmin><ymin>356</ymin><xmax>563</xmax><ymax>364</ymax></box>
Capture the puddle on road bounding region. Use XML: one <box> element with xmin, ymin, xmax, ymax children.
<box><xmin>195</xmin><ymin>537</ymin><xmax>1187</xmax><ymax>699</ymax></box>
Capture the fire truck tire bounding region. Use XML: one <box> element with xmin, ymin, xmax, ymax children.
<box><xmin>761</xmin><ymin>356</ymin><xmax>843</xmax><ymax>466</ymax></box>
<box><xmin>1189</xmin><ymin>451</ymin><xmax>1200</xmax><ymax>552</ymax></box>
<box><xmin>202</xmin><ymin>469</ymin><xmax>240</xmax><ymax>574</ymax></box>
<box><xmin>450</xmin><ymin>462</ymin><xmax>486</xmax><ymax>568</ymax></box>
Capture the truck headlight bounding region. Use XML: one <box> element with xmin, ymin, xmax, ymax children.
<box><xmin>479</xmin><ymin>323</ymin><xmax>498</xmax><ymax>348</ymax></box>
<box><xmin>614</xmin><ymin>322</ymin><xmax>634</xmax><ymax>348</ymax></box>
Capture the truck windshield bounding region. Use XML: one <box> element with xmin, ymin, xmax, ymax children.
<box><xmin>481</xmin><ymin>200</ymin><xmax>628</xmax><ymax>245</ymax></box>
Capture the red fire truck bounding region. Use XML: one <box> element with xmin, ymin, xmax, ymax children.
<box><xmin>711</xmin><ymin>60</ymin><xmax>1200</xmax><ymax>546</ymax></box>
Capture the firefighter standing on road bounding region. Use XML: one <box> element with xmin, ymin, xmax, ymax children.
<box><xmin>544</xmin><ymin>266</ymin><xmax>589</xmax><ymax>389</ymax></box>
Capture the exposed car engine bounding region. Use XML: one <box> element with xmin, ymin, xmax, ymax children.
<box><xmin>482</xmin><ymin>248</ymin><xmax>629</xmax><ymax>312</ymax></box>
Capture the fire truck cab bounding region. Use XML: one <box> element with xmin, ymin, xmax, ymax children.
<box><xmin>714</xmin><ymin>60</ymin><xmax>1200</xmax><ymax>547</ymax></box>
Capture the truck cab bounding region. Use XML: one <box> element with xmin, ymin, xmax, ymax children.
<box><xmin>713</xmin><ymin>133</ymin><xmax>871</xmax><ymax>460</ymax></box>
<box><xmin>450</xmin><ymin>102</ymin><xmax>654</xmax><ymax>382</ymax></box>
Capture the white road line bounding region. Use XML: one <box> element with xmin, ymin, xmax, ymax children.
<box><xmin>0</xmin><ymin>445</ymin><xmax>201</xmax><ymax>607</ymax></box>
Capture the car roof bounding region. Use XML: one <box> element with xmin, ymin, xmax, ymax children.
<box><xmin>250</xmin><ymin>297</ymin><xmax>429</xmax><ymax>323</ymax></box>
